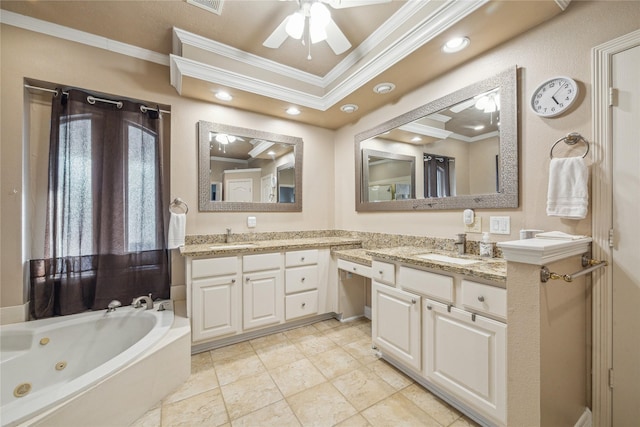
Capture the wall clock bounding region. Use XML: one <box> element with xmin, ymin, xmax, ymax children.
<box><xmin>530</xmin><ymin>76</ymin><xmax>579</xmax><ymax>117</ymax></box>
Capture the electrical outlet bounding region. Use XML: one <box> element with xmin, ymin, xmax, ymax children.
<box><xmin>465</xmin><ymin>216</ymin><xmax>482</xmax><ymax>233</ymax></box>
<box><xmin>247</xmin><ymin>216</ymin><xmax>257</xmax><ymax>228</ymax></box>
<box><xmin>490</xmin><ymin>216</ymin><xmax>511</xmax><ymax>235</ymax></box>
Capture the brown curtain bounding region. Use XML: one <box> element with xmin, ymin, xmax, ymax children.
<box><xmin>30</xmin><ymin>89</ymin><xmax>169</xmax><ymax>319</ymax></box>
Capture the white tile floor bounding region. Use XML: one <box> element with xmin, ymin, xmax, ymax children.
<box><xmin>131</xmin><ymin>318</ymin><xmax>480</xmax><ymax>427</ymax></box>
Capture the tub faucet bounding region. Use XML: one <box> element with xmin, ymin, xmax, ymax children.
<box><xmin>455</xmin><ymin>233</ymin><xmax>466</xmax><ymax>255</ymax></box>
<box><xmin>106</xmin><ymin>300</ymin><xmax>121</xmax><ymax>313</ymax></box>
<box><xmin>225</xmin><ymin>228</ymin><xmax>232</xmax><ymax>243</ymax></box>
<box><xmin>132</xmin><ymin>293</ymin><xmax>154</xmax><ymax>310</ymax></box>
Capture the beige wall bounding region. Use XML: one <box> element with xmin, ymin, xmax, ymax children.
<box><xmin>334</xmin><ymin>1</ymin><xmax>640</xmax><ymax>238</ymax></box>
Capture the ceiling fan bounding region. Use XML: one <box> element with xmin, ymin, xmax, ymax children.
<box><xmin>263</xmin><ymin>0</ymin><xmax>391</xmax><ymax>59</ymax></box>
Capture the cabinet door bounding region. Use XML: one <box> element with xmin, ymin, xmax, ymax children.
<box><xmin>372</xmin><ymin>281</ymin><xmax>421</xmax><ymax>371</ymax></box>
<box><xmin>192</xmin><ymin>275</ymin><xmax>240</xmax><ymax>342</ymax></box>
<box><xmin>423</xmin><ymin>300</ymin><xmax>506</xmax><ymax>425</ymax></box>
<box><xmin>243</xmin><ymin>269</ymin><xmax>284</xmax><ymax>330</ymax></box>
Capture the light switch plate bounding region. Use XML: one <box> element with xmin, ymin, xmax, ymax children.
<box><xmin>465</xmin><ymin>216</ymin><xmax>482</xmax><ymax>233</ymax></box>
<box><xmin>490</xmin><ymin>216</ymin><xmax>511</xmax><ymax>235</ymax></box>
<box><xmin>247</xmin><ymin>216</ymin><xmax>257</xmax><ymax>228</ymax></box>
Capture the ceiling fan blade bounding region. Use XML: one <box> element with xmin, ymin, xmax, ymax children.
<box><xmin>325</xmin><ymin>0</ymin><xmax>391</xmax><ymax>9</ymax></box>
<box><xmin>449</xmin><ymin>98</ymin><xmax>476</xmax><ymax>113</ymax></box>
<box><xmin>324</xmin><ymin>19</ymin><xmax>351</xmax><ymax>55</ymax></box>
<box><xmin>263</xmin><ymin>17</ymin><xmax>290</xmax><ymax>49</ymax></box>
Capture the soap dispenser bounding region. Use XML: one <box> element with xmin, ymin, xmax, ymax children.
<box><xmin>480</xmin><ymin>232</ymin><xmax>494</xmax><ymax>258</ymax></box>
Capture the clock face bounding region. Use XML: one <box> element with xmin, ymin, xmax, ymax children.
<box><xmin>530</xmin><ymin>76</ymin><xmax>579</xmax><ymax>117</ymax></box>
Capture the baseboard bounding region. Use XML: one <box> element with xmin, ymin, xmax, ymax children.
<box><xmin>574</xmin><ymin>408</ymin><xmax>592</xmax><ymax>427</ymax></box>
<box><xmin>0</xmin><ymin>302</ymin><xmax>29</xmax><ymax>325</ymax></box>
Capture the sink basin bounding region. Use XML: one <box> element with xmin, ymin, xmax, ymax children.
<box><xmin>209</xmin><ymin>243</ymin><xmax>257</xmax><ymax>251</ymax></box>
<box><xmin>415</xmin><ymin>253</ymin><xmax>481</xmax><ymax>265</ymax></box>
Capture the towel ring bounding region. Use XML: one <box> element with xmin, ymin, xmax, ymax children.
<box><xmin>549</xmin><ymin>132</ymin><xmax>589</xmax><ymax>159</ymax></box>
<box><xmin>169</xmin><ymin>198</ymin><xmax>189</xmax><ymax>214</ymax></box>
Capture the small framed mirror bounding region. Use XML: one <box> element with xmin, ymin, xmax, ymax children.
<box><xmin>355</xmin><ymin>66</ymin><xmax>518</xmax><ymax>211</ymax></box>
<box><xmin>198</xmin><ymin>121</ymin><xmax>303</xmax><ymax>212</ymax></box>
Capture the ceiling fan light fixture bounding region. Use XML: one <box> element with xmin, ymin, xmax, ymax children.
<box><xmin>285</xmin><ymin>12</ymin><xmax>305</xmax><ymax>39</ymax></box>
<box><xmin>286</xmin><ymin>107</ymin><xmax>301</xmax><ymax>115</ymax></box>
<box><xmin>340</xmin><ymin>104</ymin><xmax>358</xmax><ymax>113</ymax></box>
<box><xmin>442</xmin><ymin>36</ymin><xmax>470</xmax><ymax>53</ymax></box>
<box><xmin>373</xmin><ymin>82</ymin><xmax>395</xmax><ymax>94</ymax></box>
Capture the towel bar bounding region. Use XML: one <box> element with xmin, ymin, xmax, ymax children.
<box><xmin>540</xmin><ymin>254</ymin><xmax>607</xmax><ymax>283</ymax></box>
<box><xmin>169</xmin><ymin>198</ymin><xmax>189</xmax><ymax>214</ymax></box>
<box><xmin>549</xmin><ymin>132</ymin><xmax>590</xmax><ymax>159</ymax></box>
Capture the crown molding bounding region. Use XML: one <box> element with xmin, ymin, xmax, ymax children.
<box><xmin>0</xmin><ymin>10</ymin><xmax>168</xmax><ymax>66</ymax></box>
<box><xmin>554</xmin><ymin>0</ymin><xmax>572</xmax><ymax>11</ymax></box>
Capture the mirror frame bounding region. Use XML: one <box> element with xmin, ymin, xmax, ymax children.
<box><xmin>355</xmin><ymin>66</ymin><xmax>518</xmax><ymax>211</ymax></box>
<box><xmin>198</xmin><ymin>121</ymin><xmax>303</xmax><ymax>212</ymax></box>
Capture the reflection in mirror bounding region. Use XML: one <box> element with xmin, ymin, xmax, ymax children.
<box><xmin>362</xmin><ymin>149</ymin><xmax>415</xmax><ymax>202</ymax></box>
<box><xmin>355</xmin><ymin>67</ymin><xmax>517</xmax><ymax>211</ymax></box>
<box><xmin>199</xmin><ymin>121</ymin><xmax>302</xmax><ymax>212</ymax></box>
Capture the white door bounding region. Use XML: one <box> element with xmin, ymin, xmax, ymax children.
<box><xmin>372</xmin><ymin>281</ymin><xmax>421</xmax><ymax>370</ymax></box>
<box><xmin>423</xmin><ymin>299</ymin><xmax>506</xmax><ymax>425</ymax></box>
<box><xmin>611</xmin><ymin>44</ymin><xmax>640</xmax><ymax>426</ymax></box>
<box><xmin>192</xmin><ymin>275</ymin><xmax>240</xmax><ymax>341</ymax></box>
<box><xmin>226</xmin><ymin>178</ymin><xmax>253</xmax><ymax>202</ymax></box>
<box><xmin>243</xmin><ymin>269</ymin><xmax>284</xmax><ymax>330</ymax></box>
<box><xmin>261</xmin><ymin>174</ymin><xmax>275</xmax><ymax>203</ymax></box>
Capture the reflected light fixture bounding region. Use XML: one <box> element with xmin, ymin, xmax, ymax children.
<box><xmin>475</xmin><ymin>92</ymin><xmax>500</xmax><ymax>113</ymax></box>
<box><xmin>442</xmin><ymin>37</ymin><xmax>470</xmax><ymax>53</ymax></box>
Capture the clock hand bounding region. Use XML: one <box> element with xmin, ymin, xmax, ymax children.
<box><xmin>551</xmin><ymin>95</ymin><xmax>560</xmax><ymax>105</ymax></box>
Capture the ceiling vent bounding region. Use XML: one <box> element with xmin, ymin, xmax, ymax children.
<box><xmin>186</xmin><ymin>0</ymin><xmax>224</xmax><ymax>15</ymax></box>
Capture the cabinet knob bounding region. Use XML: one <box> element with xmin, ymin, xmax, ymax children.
<box><xmin>301</xmin><ymin>257</ymin><xmax>305</xmax><ymax>262</ymax></box>
<box><xmin>478</xmin><ymin>296</ymin><xmax>485</xmax><ymax>302</ymax></box>
<box><xmin>246</xmin><ymin>277</ymin><xmax>250</xmax><ymax>282</ymax></box>
<box><xmin>301</xmin><ymin>302</ymin><xmax>306</xmax><ymax>308</ymax></box>
<box><xmin>231</xmin><ymin>279</ymin><xmax>236</xmax><ymax>283</ymax></box>
<box><xmin>411</xmin><ymin>298</ymin><xmax>417</xmax><ymax>304</ymax></box>
<box><xmin>426</xmin><ymin>305</ymin><xmax>433</xmax><ymax>310</ymax></box>
<box><xmin>378</xmin><ymin>270</ymin><xmax>383</xmax><ymax>275</ymax></box>
<box><xmin>353</xmin><ymin>267</ymin><xmax>357</xmax><ymax>271</ymax></box>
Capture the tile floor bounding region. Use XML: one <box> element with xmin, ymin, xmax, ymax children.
<box><xmin>131</xmin><ymin>318</ymin><xmax>480</xmax><ymax>427</ymax></box>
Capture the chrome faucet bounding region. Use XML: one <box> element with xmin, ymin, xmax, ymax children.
<box><xmin>225</xmin><ymin>228</ymin><xmax>232</xmax><ymax>243</ymax></box>
<box><xmin>132</xmin><ymin>293</ymin><xmax>154</xmax><ymax>310</ymax></box>
<box><xmin>106</xmin><ymin>300</ymin><xmax>121</xmax><ymax>313</ymax></box>
<box><xmin>455</xmin><ymin>233</ymin><xmax>466</xmax><ymax>255</ymax></box>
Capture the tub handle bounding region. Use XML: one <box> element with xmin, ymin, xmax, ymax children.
<box><xmin>106</xmin><ymin>300</ymin><xmax>122</xmax><ymax>313</ymax></box>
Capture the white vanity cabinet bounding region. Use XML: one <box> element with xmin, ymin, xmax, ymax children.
<box><xmin>423</xmin><ymin>298</ymin><xmax>506</xmax><ymax>425</ymax></box>
<box><xmin>285</xmin><ymin>249</ymin><xmax>320</xmax><ymax>320</ymax></box>
<box><xmin>242</xmin><ymin>252</ymin><xmax>284</xmax><ymax>330</ymax></box>
<box><xmin>190</xmin><ymin>256</ymin><xmax>241</xmax><ymax>342</ymax></box>
<box><xmin>372</xmin><ymin>262</ymin><xmax>421</xmax><ymax>371</ymax></box>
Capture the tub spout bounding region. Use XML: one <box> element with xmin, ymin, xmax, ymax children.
<box><xmin>106</xmin><ymin>300</ymin><xmax>122</xmax><ymax>313</ymax></box>
<box><xmin>132</xmin><ymin>294</ymin><xmax>154</xmax><ymax>310</ymax></box>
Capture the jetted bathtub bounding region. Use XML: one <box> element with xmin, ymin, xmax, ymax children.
<box><xmin>0</xmin><ymin>301</ymin><xmax>190</xmax><ymax>427</ymax></box>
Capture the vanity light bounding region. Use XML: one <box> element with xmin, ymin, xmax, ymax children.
<box><xmin>373</xmin><ymin>83</ymin><xmax>396</xmax><ymax>94</ymax></box>
<box><xmin>340</xmin><ymin>104</ymin><xmax>358</xmax><ymax>113</ymax></box>
<box><xmin>286</xmin><ymin>107</ymin><xmax>301</xmax><ymax>115</ymax></box>
<box><xmin>442</xmin><ymin>37</ymin><xmax>470</xmax><ymax>53</ymax></box>
<box><xmin>215</xmin><ymin>91</ymin><xmax>233</xmax><ymax>101</ymax></box>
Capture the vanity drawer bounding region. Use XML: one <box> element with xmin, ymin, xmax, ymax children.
<box><xmin>243</xmin><ymin>252</ymin><xmax>281</xmax><ymax>273</ymax></box>
<box><xmin>285</xmin><ymin>290</ymin><xmax>319</xmax><ymax>320</ymax></box>
<box><xmin>192</xmin><ymin>256</ymin><xmax>239</xmax><ymax>279</ymax></box>
<box><xmin>372</xmin><ymin>260</ymin><xmax>395</xmax><ymax>285</ymax></box>
<box><xmin>285</xmin><ymin>265</ymin><xmax>318</xmax><ymax>294</ymax></box>
<box><xmin>337</xmin><ymin>259</ymin><xmax>372</xmax><ymax>278</ymax></box>
<box><xmin>399</xmin><ymin>266</ymin><xmax>453</xmax><ymax>303</ymax></box>
<box><xmin>461</xmin><ymin>280</ymin><xmax>506</xmax><ymax>321</ymax></box>
<box><xmin>285</xmin><ymin>249</ymin><xmax>318</xmax><ymax>267</ymax></box>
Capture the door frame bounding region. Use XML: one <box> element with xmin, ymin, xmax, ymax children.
<box><xmin>591</xmin><ymin>29</ymin><xmax>640</xmax><ymax>427</ymax></box>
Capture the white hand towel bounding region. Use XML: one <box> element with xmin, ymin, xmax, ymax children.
<box><xmin>546</xmin><ymin>157</ymin><xmax>589</xmax><ymax>219</ymax></box>
<box><xmin>168</xmin><ymin>212</ymin><xmax>186</xmax><ymax>249</ymax></box>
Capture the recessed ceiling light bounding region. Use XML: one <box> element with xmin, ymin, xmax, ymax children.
<box><xmin>373</xmin><ymin>83</ymin><xmax>396</xmax><ymax>94</ymax></box>
<box><xmin>411</xmin><ymin>136</ymin><xmax>422</xmax><ymax>142</ymax></box>
<box><xmin>442</xmin><ymin>37</ymin><xmax>470</xmax><ymax>53</ymax></box>
<box><xmin>215</xmin><ymin>91</ymin><xmax>233</xmax><ymax>101</ymax></box>
<box><xmin>286</xmin><ymin>107</ymin><xmax>301</xmax><ymax>115</ymax></box>
<box><xmin>340</xmin><ymin>104</ymin><xmax>358</xmax><ymax>113</ymax></box>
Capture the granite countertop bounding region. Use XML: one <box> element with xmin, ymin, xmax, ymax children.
<box><xmin>334</xmin><ymin>246</ymin><xmax>506</xmax><ymax>284</ymax></box>
<box><xmin>180</xmin><ymin>236</ymin><xmax>362</xmax><ymax>257</ymax></box>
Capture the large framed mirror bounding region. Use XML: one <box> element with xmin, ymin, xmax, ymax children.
<box><xmin>355</xmin><ymin>66</ymin><xmax>518</xmax><ymax>211</ymax></box>
<box><xmin>198</xmin><ymin>121</ymin><xmax>303</xmax><ymax>212</ymax></box>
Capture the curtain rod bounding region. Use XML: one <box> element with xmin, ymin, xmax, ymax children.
<box><xmin>24</xmin><ymin>84</ymin><xmax>171</xmax><ymax>115</ymax></box>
